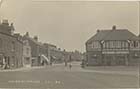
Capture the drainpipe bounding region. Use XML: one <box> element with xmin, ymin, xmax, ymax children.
<box><xmin>127</xmin><ymin>40</ymin><xmax>131</xmax><ymax>66</ymax></box>
<box><xmin>100</xmin><ymin>40</ymin><xmax>104</xmax><ymax>66</ymax></box>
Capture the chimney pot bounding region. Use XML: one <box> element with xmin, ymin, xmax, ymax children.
<box><xmin>34</xmin><ymin>36</ymin><xmax>38</xmax><ymax>41</ymax></box>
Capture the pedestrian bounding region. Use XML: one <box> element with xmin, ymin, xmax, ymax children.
<box><xmin>64</xmin><ymin>60</ymin><xmax>67</xmax><ymax>67</ymax></box>
<box><xmin>69</xmin><ymin>64</ymin><xmax>72</xmax><ymax>70</ymax></box>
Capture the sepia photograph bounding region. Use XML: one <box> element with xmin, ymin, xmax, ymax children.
<box><xmin>0</xmin><ymin>0</ymin><xmax>139</xmax><ymax>89</ymax></box>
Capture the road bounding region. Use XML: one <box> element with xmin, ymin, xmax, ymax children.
<box><xmin>0</xmin><ymin>62</ymin><xmax>139</xmax><ymax>89</ymax></box>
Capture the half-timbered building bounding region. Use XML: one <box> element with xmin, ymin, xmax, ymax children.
<box><xmin>86</xmin><ymin>26</ymin><xmax>140</xmax><ymax>66</ymax></box>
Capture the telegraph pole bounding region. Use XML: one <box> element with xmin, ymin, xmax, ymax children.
<box><xmin>0</xmin><ymin>0</ymin><xmax>3</xmax><ymax>8</ymax></box>
<box><xmin>0</xmin><ymin>0</ymin><xmax>3</xmax><ymax>22</ymax></box>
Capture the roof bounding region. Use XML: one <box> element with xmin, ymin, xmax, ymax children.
<box><xmin>86</xmin><ymin>29</ymin><xmax>139</xmax><ymax>44</ymax></box>
<box><xmin>0</xmin><ymin>32</ymin><xmax>23</xmax><ymax>44</ymax></box>
<box><xmin>23</xmin><ymin>35</ymin><xmax>43</xmax><ymax>46</ymax></box>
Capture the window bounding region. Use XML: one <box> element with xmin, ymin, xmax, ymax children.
<box><xmin>26</xmin><ymin>48</ymin><xmax>29</xmax><ymax>55</ymax></box>
<box><xmin>0</xmin><ymin>39</ymin><xmax>2</xmax><ymax>48</ymax></box>
<box><xmin>92</xmin><ymin>41</ymin><xmax>100</xmax><ymax>48</ymax></box>
<box><xmin>122</xmin><ymin>41</ymin><xmax>126</xmax><ymax>49</ymax></box>
<box><xmin>103</xmin><ymin>43</ymin><xmax>105</xmax><ymax>48</ymax></box>
<box><xmin>133</xmin><ymin>41</ymin><xmax>138</xmax><ymax>48</ymax></box>
<box><xmin>110</xmin><ymin>41</ymin><xmax>113</xmax><ymax>48</ymax></box>
<box><xmin>11</xmin><ymin>41</ymin><xmax>15</xmax><ymax>52</ymax></box>
<box><xmin>116</xmin><ymin>41</ymin><xmax>121</xmax><ymax>48</ymax></box>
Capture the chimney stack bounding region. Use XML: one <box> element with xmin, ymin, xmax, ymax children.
<box><xmin>2</xmin><ymin>19</ymin><xmax>9</xmax><ymax>25</ymax></box>
<box><xmin>112</xmin><ymin>25</ymin><xmax>116</xmax><ymax>30</ymax></box>
<box><xmin>25</xmin><ymin>32</ymin><xmax>29</xmax><ymax>37</ymax></box>
<box><xmin>34</xmin><ymin>36</ymin><xmax>38</xmax><ymax>41</ymax></box>
<box><xmin>97</xmin><ymin>29</ymin><xmax>100</xmax><ymax>33</ymax></box>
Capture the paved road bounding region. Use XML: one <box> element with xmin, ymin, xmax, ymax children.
<box><xmin>0</xmin><ymin>62</ymin><xmax>139</xmax><ymax>89</ymax></box>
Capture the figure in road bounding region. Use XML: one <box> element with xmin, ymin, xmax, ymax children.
<box><xmin>69</xmin><ymin>64</ymin><xmax>72</xmax><ymax>70</ymax></box>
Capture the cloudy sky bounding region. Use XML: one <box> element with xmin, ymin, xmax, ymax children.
<box><xmin>0</xmin><ymin>0</ymin><xmax>139</xmax><ymax>52</ymax></box>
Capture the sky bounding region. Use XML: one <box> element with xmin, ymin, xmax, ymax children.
<box><xmin>0</xmin><ymin>0</ymin><xmax>139</xmax><ymax>52</ymax></box>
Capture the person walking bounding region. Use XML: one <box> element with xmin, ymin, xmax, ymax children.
<box><xmin>69</xmin><ymin>64</ymin><xmax>72</xmax><ymax>70</ymax></box>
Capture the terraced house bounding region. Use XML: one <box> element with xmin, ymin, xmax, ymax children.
<box><xmin>0</xmin><ymin>20</ymin><xmax>23</xmax><ymax>69</ymax></box>
<box><xmin>86</xmin><ymin>26</ymin><xmax>140</xmax><ymax>66</ymax></box>
<box><xmin>23</xmin><ymin>32</ymin><xmax>49</xmax><ymax>66</ymax></box>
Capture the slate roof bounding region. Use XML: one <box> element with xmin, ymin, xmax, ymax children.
<box><xmin>86</xmin><ymin>29</ymin><xmax>139</xmax><ymax>44</ymax></box>
<box><xmin>23</xmin><ymin>35</ymin><xmax>43</xmax><ymax>46</ymax></box>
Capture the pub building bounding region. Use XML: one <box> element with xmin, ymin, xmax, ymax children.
<box><xmin>86</xmin><ymin>26</ymin><xmax>140</xmax><ymax>66</ymax></box>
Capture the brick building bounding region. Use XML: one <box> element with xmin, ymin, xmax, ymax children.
<box><xmin>86</xmin><ymin>26</ymin><xmax>140</xmax><ymax>66</ymax></box>
<box><xmin>0</xmin><ymin>20</ymin><xmax>23</xmax><ymax>69</ymax></box>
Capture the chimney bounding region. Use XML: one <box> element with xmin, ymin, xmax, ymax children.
<box><xmin>25</xmin><ymin>32</ymin><xmax>29</xmax><ymax>37</ymax></box>
<box><xmin>34</xmin><ymin>36</ymin><xmax>38</xmax><ymax>41</ymax></box>
<box><xmin>10</xmin><ymin>23</ymin><xmax>15</xmax><ymax>35</ymax></box>
<box><xmin>112</xmin><ymin>25</ymin><xmax>116</xmax><ymax>30</ymax></box>
<box><xmin>2</xmin><ymin>19</ymin><xmax>9</xmax><ymax>25</ymax></box>
<box><xmin>97</xmin><ymin>29</ymin><xmax>100</xmax><ymax>33</ymax></box>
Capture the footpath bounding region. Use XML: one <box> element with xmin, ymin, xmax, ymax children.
<box><xmin>83</xmin><ymin>66</ymin><xmax>140</xmax><ymax>76</ymax></box>
<box><xmin>0</xmin><ymin>66</ymin><xmax>45</xmax><ymax>72</ymax></box>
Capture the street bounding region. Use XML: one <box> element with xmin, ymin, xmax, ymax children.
<box><xmin>0</xmin><ymin>62</ymin><xmax>139</xmax><ymax>89</ymax></box>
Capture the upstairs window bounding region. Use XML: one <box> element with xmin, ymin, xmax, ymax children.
<box><xmin>116</xmin><ymin>41</ymin><xmax>121</xmax><ymax>48</ymax></box>
<box><xmin>11</xmin><ymin>41</ymin><xmax>15</xmax><ymax>52</ymax></box>
<box><xmin>133</xmin><ymin>41</ymin><xmax>138</xmax><ymax>48</ymax></box>
<box><xmin>26</xmin><ymin>48</ymin><xmax>29</xmax><ymax>55</ymax></box>
<box><xmin>121</xmin><ymin>41</ymin><xmax>128</xmax><ymax>49</ymax></box>
<box><xmin>92</xmin><ymin>41</ymin><xmax>100</xmax><ymax>48</ymax></box>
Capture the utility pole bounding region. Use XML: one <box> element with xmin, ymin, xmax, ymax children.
<box><xmin>0</xmin><ymin>0</ymin><xmax>3</xmax><ymax>22</ymax></box>
<box><xmin>0</xmin><ymin>0</ymin><xmax>3</xmax><ymax>8</ymax></box>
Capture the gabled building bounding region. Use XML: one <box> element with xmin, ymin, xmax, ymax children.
<box><xmin>86</xmin><ymin>26</ymin><xmax>140</xmax><ymax>66</ymax></box>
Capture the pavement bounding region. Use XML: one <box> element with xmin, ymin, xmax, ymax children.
<box><xmin>0</xmin><ymin>66</ymin><xmax>45</xmax><ymax>72</ymax></box>
<box><xmin>0</xmin><ymin>62</ymin><xmax>139</xmax><ymax>89</ymax></box>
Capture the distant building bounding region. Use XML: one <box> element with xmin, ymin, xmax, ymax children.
<box><xmin>86</xmin><ymin>26</ymin><xmax>140</xmax><ymax>66</ymax></box>
<box><xmin>43</xmin><ymin>43</ymin><xmax>64</xmax><ymax>63</ymax></box>
<box><xmin>69</xmin><ymin>50</ymin><xmax>83</xmax><ymax>61</ymax></box>
<box><xmin>0</xmin><ymin>20</ymin><xmax>23</xmax><ymax>69</ymax></box>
